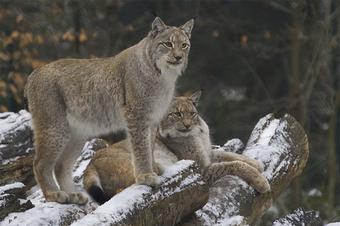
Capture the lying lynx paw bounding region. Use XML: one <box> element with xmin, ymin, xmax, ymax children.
<box><xmin>68</xmin><ymin>192</ymin><xmax>89</xmax><ymax>205</ymax></box>
<box><xmin>253</xmin><ymin>176</ymin><xmax>271</xmax><ymax>193</ymax></box>
<box><xmin>45</xmin><ymin>191</ymin><xmax>69</xmax><ymax>204</ymax></box>
<box><xmin>136</xmin><ymin>172</ymin><xmax>161</xmax><ymax>187</ymax></box>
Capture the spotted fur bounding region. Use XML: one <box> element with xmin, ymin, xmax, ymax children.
<box><xmin>25</xmin><ymin>17</ymin><xmax>194</xmax><ymax>204</ymax></box>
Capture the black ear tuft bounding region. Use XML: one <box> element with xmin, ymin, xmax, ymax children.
<box><xmin>180</xmin><ymin>19</ymin><xmax>194</xmax><ymax>38</ymax></box>
<box><xmin>150</xmin><ymin>17</ymin><xmax>166</xmax><ymax>37</ymax></box>
<box><xmin>189</xmin><ymin>90</ymin><xmax>202</xmax><ymax>106</ymax></box>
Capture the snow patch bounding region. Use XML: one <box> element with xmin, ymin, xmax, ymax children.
<box><xmin>307</xmin><ymin>188</ymin><xmax>322</xmax><ymax>197</ymax></box>
<box><xmin>217</xmin><ymin>215</ymin><xmax>247</xmax><ymax>226</ymax></box>
<box><xmin>0</xmin><ymin>182</ymin><xmax>25</xmax><ymax>194</ymax></box>
<box><xmin>325</xmin><ymin>223</ymin><xmax>340</xmax><ymax>226</ymax></box>
<box><xmin>71</xmin><ymin>160</ymin><xmax>201</xmax><ymax>226</ymax></box>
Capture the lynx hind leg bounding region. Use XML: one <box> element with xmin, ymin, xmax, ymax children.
<box><xmin>205</xmin><ymin>161</ymin><xmax>271</xmax><ymax>193</ymax></box>
<box><xmin>33</xmin><ymin>126</ymin><xmax>71</xmax><ymax>204</ymax></box>
<box><xmin>55</xmin><ymin>132</ymin><xmax>88</xmax><ymax>205</ymax></box>
<box><xmin>211</xmin><ymin>150</ymin><xmax>264</xmax><ymax>172</ymax></box>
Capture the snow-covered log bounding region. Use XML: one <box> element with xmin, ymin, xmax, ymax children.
<box><xmin>0</xmin><ymin>111</ymin><xmax>33</xmax><ymax>161</ymax></box>
<box><xmin>0</xmin><ymin>111</ymin><xmax>34</xmax><ymax>187</ymax></box>
<box><xmin>181</xmin><ymin>113</ymin><xmax>309</xmax><ymax>226</ymax></box>
<box><xmin>272</xmin><ymin>208</ymin><xmax>322</xmax><ymax>226</ymax></box>
<box><xmin>71</xmin><ymin>160</ymin><xmax>208</xmax><ymax>226</ymax></box>
<box><xmin>0</xmin><ymin>111</ymin><xmax>309</xmax><ymax>225</ymax></box>
<box><xmin>0</xmin><ymin>138</ymin><xmax>107</xmax><ymax>226</ymax></box>
<box><xmin>0</xmin><ymin>191</ymin><xmax>91</xmax><ymax>226</ymax></box>
<box><xmin>0</xmin><ymin>182</ymin><xmax>33</xmax><ymax>220</ymax></box>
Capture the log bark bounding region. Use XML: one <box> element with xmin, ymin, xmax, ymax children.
<box><xmin>0</xmin><ymin>111</ymin><xmax>34</xmax><ymax>187</ymax></box>
<box><xmin>180</xmin><ymin>113</ymin><xmax>309</xmax><ymax>226</ymax></box>
<box><xmin>0</xmin><ymin>111</ymin><xmax>33</xmax><ymax>161</ymax></box>
<box><xmin>0</xmin><ymin>182</ymin><xmax>33</xmax><ymax>220</ymax></box>
<box><xmin>272</xmin><ymin>208</ymin><xmax>322</xmax><ymax>226</ymax></box>
<box><xmin>71</xmin><ymin>160</ymin><xmax>209</xmax><ymax>226</ymax></box>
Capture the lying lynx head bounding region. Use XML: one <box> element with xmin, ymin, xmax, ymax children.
<box><xmin>159</xmin><ymin>91</ymin><xmax>202</xmax><ymax>138</ymax></box>
<box><xmin>147</xmin><ymin>17</ymin><xmax>194</xmax><ymax>75</ymax></box>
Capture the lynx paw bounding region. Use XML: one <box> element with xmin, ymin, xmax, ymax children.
<box><xmin>253</xmin><ymin>176</ymin><xmax>271</xmax><ymax>193</ymax></box>
<box><xmin>45</xmin><ymin>191</ymin><xmax>69</xmax><ymax>204</ymax></box>
<box><xmin>68</xmin><ymin>192</ymin><xmax>89</xmax><ymax>205</ymax></box>
<box><xmin>136</xmin><ymin>172</ymin><xmax>161</xmax><ymax>187</ymax></box>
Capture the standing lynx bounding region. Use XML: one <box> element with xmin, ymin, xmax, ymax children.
<box><xmin>83</xmin><ymin>92</ymin><xmax>270</xmax><ymax>204</ymax></box>
<box><xmin>25</xmin><ymin>17</ymin><xmax>194</xmax><ymax>204</ymax></box>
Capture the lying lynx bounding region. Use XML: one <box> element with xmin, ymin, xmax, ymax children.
<box><xmin>83</xmin><ymin>92</ymin><xmax>271</xmax><ymax>204</ymax></box>
<box><xmin>25</xmin><ymin>17</ymin><xmax>194</xmax><ymax>204</ymax></box>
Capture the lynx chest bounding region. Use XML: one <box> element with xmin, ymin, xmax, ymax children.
<box><xmin>149</xmin><ymin>75</ymin><xmax>176</xmax><ymax>124</ymax></box>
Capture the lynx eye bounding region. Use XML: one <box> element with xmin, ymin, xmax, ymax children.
<box><xmin>169</xmin><ymin>112</ymin><xmax>182</xmax><ymax>118</ymax></box>
<box><xmin>163</xmin><ymin>42</ymin><xmax>173</xmax><ymax>48</ymax></box>
<box><xmin>182</xmin><ymin>43</ymin><xmax>189</xmax><ymax>49</ymax></box>
<box><xmin>174</xmin><ymin>112</ymin><xmax>182</xmax><ymax>117</ymax></box>
<box><xmin>190</xmin><ymin>112</ymin><xmax>197</xmax><ymax>116</ymax></box>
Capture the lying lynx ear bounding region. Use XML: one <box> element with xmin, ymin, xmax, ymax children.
<box><xmin>189</xmin><ymin>90</ymin><xmax>202</xmax><ymax>106</ymax></box>
<box><xmin>180</xmin><ymin>19</ymin><xmax>194</xmax><ymax>38</ymax></box>
<box><xmin>151</xmin><ymin>17</ymin><xmax>167</xmax><ymax>35</ymax></box>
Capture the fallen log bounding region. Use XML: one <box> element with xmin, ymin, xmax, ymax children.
<box><xmin>0</xmin><ymin>111</ymin><xmax>33</xmax><ymax>161</ymax></box>
<box><xmin>71</xmin><ymin>160</ymin><xmax>209</xmax><ymax>226</ymax></box>
<box><xmin>0</xmin><ymin>111</ymin><xmax>34</xmax><ymax>187</ymax></box>
<box><xmin>181</xmin><ymin>113</ymin><xmax>309</xmax><ymax>226</ymax></box>
<box><xmin>0</xmin><ymin>111</ymin><xmax>309</xmax><ymax>225</ymax></box>
<box><xmin>0</xmin><ymin>182</ymin><xmax>33</xmax><ymax>220</ymax></box>
<box><xmin>272</xmin><ymin>208</ymin><xmax>322</xmax><ymax>226</ymax></box>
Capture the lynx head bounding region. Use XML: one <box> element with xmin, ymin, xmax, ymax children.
<box><xmin>147</xmin><ymin>17</ymin><xmax>194</xmax><ymax>76</ymax></box>
<box><xmin>159</xmin><ymin>91</ymin><xmax>202</xmax><ymax>138</ymax></box>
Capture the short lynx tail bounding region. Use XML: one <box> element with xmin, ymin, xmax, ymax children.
<box><xmin>87</xmin><ymin>185</ymin><xmax>110</xmax><ymax>205</ymax></box>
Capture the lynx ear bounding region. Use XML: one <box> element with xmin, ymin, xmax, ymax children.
<box><xmin>180</xmin><ymin>19</ymin><xmax>194</xmax><ymax>38</ymax></box>
<box><xmin>189</xmin><ymin>90</ymin><xmax>202</xmax><ymax>106</ymax></box>
<box><xmin>151</xmin><ymin>17</ymin><xmax>167</xmax><ymax>35</ymax></box>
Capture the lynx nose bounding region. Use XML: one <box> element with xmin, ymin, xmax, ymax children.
<box><xmin>183</xmin><ymin>123</ymin><xmax>191</xmax><ymax>129</ymax></box>
<box><xmin>175</xmin><ymin>56</ymin><xmax>182</xmax><ymax>61</ymax></box>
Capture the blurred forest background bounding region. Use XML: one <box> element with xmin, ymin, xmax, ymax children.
<box><xmin>0</xmin><ymin>0</ymin><xmax>339</xmax><ymax>224</ymax></box>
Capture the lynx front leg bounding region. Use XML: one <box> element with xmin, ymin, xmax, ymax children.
<box><xmin>55</xmin><ymin>131</ymin><xmax>88</xmax><ymax>205</ymax></box>
<box><xmin>127</xmin><ymin>120</ymin><xmax>160</xmax><ymax>187</ymax></box>
<box><xmin>211</xmin><ymin>150</ymin><xmax>264</xmax><ymax>172</ymax></box>
<box><xmin>205</xmin><ymin>161</ymin><xmax>271</xmax><ymax>193</ymax></box>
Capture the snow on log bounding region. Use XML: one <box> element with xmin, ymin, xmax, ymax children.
<box><xmin>0</xmin><ymin>182</ymin><xmax>33</xmax><ymax>220</ymax></box>
<box><xmin>0</xmin><ymin>111</ymin><xmax>33</xmax><ymax>161</ymax></box>
<box><xmin>71</xmin><ymin>160</ymin><xmax>209</xmax><ymax>226</ymax></box>
<box><xmin>272</xmin><ymin>208</ymin><xmax>322</xmax><ymax>226</ymax></box>
<box><xmin>0</xmin><ymin>190</ymin><xmax>91</xmax><ymax>226</ymax></box>
<box><xmin>181</xmin><ymin>113</ymin><xmax>309</xmax><ymax>226</ymax></box>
